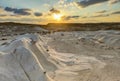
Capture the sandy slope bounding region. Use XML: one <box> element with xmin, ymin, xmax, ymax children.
<box><xmin>0</xmin><ymin>30</ymin><xmax>120</xmax><ymax>81</ymax></box>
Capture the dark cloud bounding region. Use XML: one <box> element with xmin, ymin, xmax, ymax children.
<box><xmin>0</xmin><ymin>14</ymin><xmax>7</xmax><ymax>17</ymax></box>
<box><xmin>4</xmin><ymin>7</ymin><xmax>15</xmax><ymax>12</ymax></box>
<box><xmin>14</xmin><ymin>9</ymin><xmax>31</xmax><ymax>15</ymax></box>
<box><xmin>81</xmin><ymin>14</ymin><xmax>109</xmax><ymax>18</ymax></box>
<box><xmin>111</xmin><ymin>11</ymin><xmax>120</xmax><ymax>15</ymax></box>
<box><xmin>76</xmin><ymin>0</ymin><xmax>108</xmax><ymax>8</ymax></box>
<box><xmin>91</xmin><ymin>14</ymin><xmax>109</xmax><ymax>17</ymax></box>
<box><xmin>4</xmin><ymin>7</ymin><xmax>31</xmax><ymax>16</ymax></box>
<box><xmin>50</xmin><ymin>8</ymin><xmax>60</xmax><ymax>14</ymax></box>
<box><xmin>96</xmin><ymin>10</ymin><xmax>107</xmax><ymax>13</ymax></box>
<box><xmin>63</xmin><ymin>15</ymin><xmax>80</xmax><ymax>20</ymax></box>
<box><xmin>109</xmin><ymin>0</ymin><xmax>120</xmax><ymax>4</ymax></box>
<box><xmin>34</xmin><ymin>12</ymin><xmax>43</xmax><ymax>16</ymax></box>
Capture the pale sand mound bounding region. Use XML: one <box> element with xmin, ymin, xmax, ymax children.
<box><xmin>0</xmin><ymin>30</ymin><xmax>120</xmax><ymax>81</ymax></box>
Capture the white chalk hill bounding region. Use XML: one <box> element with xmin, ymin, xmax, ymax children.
<box><xmin>0</xmin><ymin>34</ymin><xmax>56</xmax><ymax>81</ymax></box>
<box><xmin>0</xmin><ymin>31</ymin><xmax>120</xmax><ymax>81</ymax></box>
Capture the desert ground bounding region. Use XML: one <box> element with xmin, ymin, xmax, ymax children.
<box><xmin>0</xmin><ymin>23</ymin><xmax>120</xmax><ymax>81</ymax></box>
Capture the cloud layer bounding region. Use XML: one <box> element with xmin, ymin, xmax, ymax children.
<box><xmin>4</xmin><ymin>7</ymin><xmax>31</xmax><ymax>16</ymax></box>
<box><xmin>109</xmin><ymin>0</ymin><xmax>120</xmax><ymax>4</ymax></box>
<box><xmin>50</xmin><ymin>8</ymin><xmax>60</xmax><ymax>14</ymax></box>
<box><xmin>111</xmin><ymin>11</ymin><xmax>120</xmax><ymax>15</ymax></box>
<box><xmin>76</xmin><ymin>0</ymin><xmax>108</xmax><ymax>8</ymax></box>
<box><xmin>62</xmin><ymin>15</ymin><xmax>80</xmax><ymax>20</ymax></box>
<box><xmin>96</xmin><ymin>10</ymin><xmax>107</xmax><ymax>13</ymax></box>
<box><xmin>34</xmin><ymin>12</ymin><xmax>43</xmax><ymax>16</ymax></box>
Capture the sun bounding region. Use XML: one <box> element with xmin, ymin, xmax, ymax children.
<box><xmin>53</xmin><ymin>14</ymin><xmax>62</xmax><ymax>21</ymax></box>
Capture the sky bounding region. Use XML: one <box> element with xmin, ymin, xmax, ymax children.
<box><xmin>0</xmin><ymin>0</ymin><xmax>120</xmax><ymax>24</ymax></box>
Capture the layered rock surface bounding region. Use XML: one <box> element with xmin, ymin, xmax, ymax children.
<box><xmin>0</xmin><ymin>30</ymin><xmax>120</xmax><ymax>81</ymax></box>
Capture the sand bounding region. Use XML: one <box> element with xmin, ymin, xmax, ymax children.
<box><xmin>0</xmin><ymin>30</ymin><xmax>120</xmax><ymax>81</ymax></box>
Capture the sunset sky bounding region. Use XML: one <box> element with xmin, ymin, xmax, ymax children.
<box><xmin>0</xmin><ymin>0</ymin><xmax>120</xmax><ymax>24</ymax></box>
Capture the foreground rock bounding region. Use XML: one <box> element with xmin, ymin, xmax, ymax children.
<box><xmin>0</xmin><ymin>30</ymin><xmax>120</xmax><ymax>81</ymax></box>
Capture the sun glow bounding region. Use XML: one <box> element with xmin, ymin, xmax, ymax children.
<box><xmin>53</xmin><ymin>14</ymin><xmax>62</xmax><ymax>21</ymax></box>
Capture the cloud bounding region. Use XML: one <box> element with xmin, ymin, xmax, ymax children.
<box><xmin>4</xmin><ymin>7</ymin><xmax>15</xmax><ymax>12</ymax></box>
<box><xmin>109</xmin><ymin>0</ymin><xmax>120</xmax><ymax>4</ymax></box>
<box><xmin>58</xmin><ymin>0</ymin><xmax>75</xmax><ymax>7</ymax></box>
<box><xmin>4</xmin><ymin>7</ymin><xmax>31</xmax><ymax>16</ymax></box>
<box><xmin>111</xmin><ymin>11</ymin><xmax>120</xmax><ymax>15</ymax></box>
<box><xmin>34</xmin><ymin>12</ymin><xmax>43</xmax><ymax>16</ymax></box>
<box><xmin>0</xmin><ymin>14</ymin><xmax>7</xmax><ymax>17</ymax></box>
<box><xmin>50</xmin><ymin>8</ymin><xmax>60</xmax><ymax>14</ymax></box>
<box><xmin>82</xmin><ymin>13</ymin><xmax>109</xmax><ymax>18</ymax></box>
<box><xmin>62</xmin><ymin>15</ymin><xmax>80</xmax><ymax>20</ymax></box>
<box><xmin>91</xmin><ymin>14</ymin><xmax>109</xmax><ymax>17</ymax></box>
<box><xmin>96</xmin><ymin>10</ymin><xmax>107</xmax><ymax>13</ymax></box>
<box><xmin>14</xmin><ymin>9</ymin><xmax>31</xmax><ymax>15</ymax></box>
<box><xmin>89</xmin><ymin>10</ymin><xmax>109</xmax><ymax>17</ymax></box>
<box><xmin>75</xmin><ymin>0</ymin><xmax>108</xmax><ymax>8</ymax></box>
